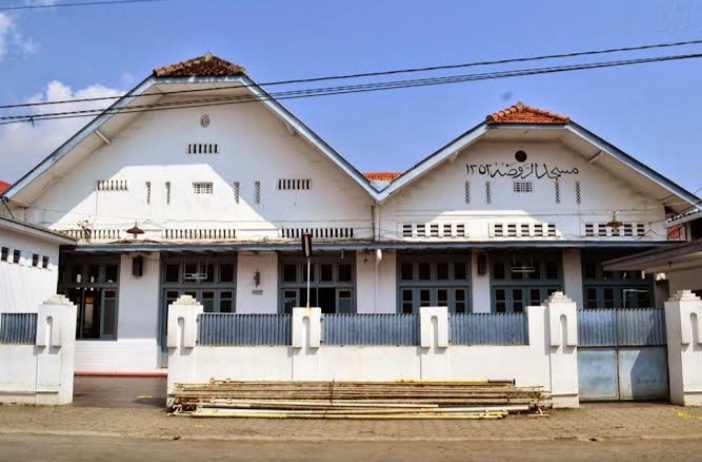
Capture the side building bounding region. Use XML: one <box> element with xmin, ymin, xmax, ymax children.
<box><xmin>1</xmin><ymin>55</ymin><xmax>698</xmax><ymax>374</ymax></box>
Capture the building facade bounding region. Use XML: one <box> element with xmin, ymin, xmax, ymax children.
<box><xmin>1</xmin><ymin>54</ymin><xmax>698</xmax><ymax>373</ymax></box>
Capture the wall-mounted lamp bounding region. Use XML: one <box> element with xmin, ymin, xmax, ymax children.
<box><xmin>132</xmin><ymin>255</ymin><xmax>144</xmax><ymax>277</ymax></box>
<box><xmin>126</xmin><ymin>221</ymin><xmax>144</xmax><ymax>239</ymax></box>
<box><xmin>253</xmin><ymin>270</ymin><xmax>261</xmax><ymax>287</ymax></box>
<box><xmin>477</xmin><ymin>252</ymin><xmax>488</xmax><ymax>275</ymax></box>
<box><xmin>606</xmin><ymin>212</ymin><xmax>623</xmax><ymax>230</ymax></box>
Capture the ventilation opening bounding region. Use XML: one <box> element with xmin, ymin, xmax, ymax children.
<box><xmin>193</xmin><ymin>182</ymin><xmax>213</xmax><ymax>195</ymax></box>
<box><xmin>187</xmin><ymin>143</ymin><xmax>219</xmax><ymax>154</ymax></box>
<box><xmin>96</xmin><ymin>180</ymin><xmax>128</xmax><ymax>191</ymax></box>
<box><xmin>278</xmin><ymin>179</ymin><xmax>312</xmax><ymax>190</ymax></box>
<box><xmin>513</xmin><ymin>181</ymin><xmax>533</xmax><ymax>193</ymax></box>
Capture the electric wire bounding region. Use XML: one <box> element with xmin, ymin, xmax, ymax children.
<box><xmin>3</xmin><ymin>50</ymin><xmax>702</xmax><ymax>126</ymax></box>
<box><xmin>0</xmin><ymin>0</ymin><xmax>181</xmax><ymax>11</ymax></box>
<box><xmin>3</xmin><ymin>38</ymin><xmax>702</xmax><ymax>111</ymax></box>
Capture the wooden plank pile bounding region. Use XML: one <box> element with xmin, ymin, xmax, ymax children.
<box><xmin>169</xmin><ymin>380</ymin><xmax>551</xmax><ymax>420</ymax></box>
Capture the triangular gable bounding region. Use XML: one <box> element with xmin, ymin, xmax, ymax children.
<box><xmin>4</xmin><ymin>55</ymin><xmax>377</xmax><ymax>203</ymax></box>
<box><xmin>377</xmin><ymin>103</ymin><xmax>701</xmax><ymax>211</ymax></box>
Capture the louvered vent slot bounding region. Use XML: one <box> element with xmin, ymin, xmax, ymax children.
<box><xmin>187</xmin><ymin>143</ymin><xmax>219</xmax><ymax>154</ymax></box>
<box><xmin>278</xmin><ymin>179</ymin><xmax>312</xmax><ymax>190</ymax></box>
<box><xmin>279</xmin><ymin>228</ymin><xmax>354</xmax><ymax>239</ymax></box>
<box><xmin>513</xmin><ymin>181</ymin><xmax>533</xmax><ymax>193</ymax></box>
<box><xmin>163</xmin><ymin>229</ymin><xmax>236</xmax><ymax>240</ymax></box>
<box><xmin>96</xmin><ymin>180</ymin><xmax>128</xmax><ymax>191</ymax></box>
<box><xmin>585</xmin><ymin>223</ymin><xmax>594</xmax><ymax>237</ymax></box>
<box><xmin>491</xmin><ymin>222</ymin><xmax>557</xmax><ymax>238</ymax></box>
<box><xmin>584</xmin><ymin>223</ymin><xmax>647</xmax><ymax>238</ymax></box>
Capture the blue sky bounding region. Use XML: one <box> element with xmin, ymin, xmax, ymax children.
<box><xmin>2</xmin><ymin>0</ymin><xmax>702</xmax><ymax>194</ymax></box>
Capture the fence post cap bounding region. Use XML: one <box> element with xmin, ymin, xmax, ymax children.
<box><xmin>543</xmin><ymin>291</ymin><xmax>574</xmax><ymax>305</ymax></box>
<box><xmin>173</xmin><ymin>295</ymin><xmax>199</xmax><ymax>306</ymax></box>
<box><xmin>41</xmin><ymin>294</ymin><xmax>74</xmax><ymax>306</ymax></box>
<box><xmin>669</xmin><ymin>290</ymin><xmax>702</xmax><ymax>302</ymax></box>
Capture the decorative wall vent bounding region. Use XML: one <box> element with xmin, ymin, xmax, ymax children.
<box><xmin>255</xmin><ymin>181</ymin><xmax>261</xmax><ymax>204</ymax></box>
<box><xmin>485</xmin><ymin>181</ymin><xmax>492</xmax><ymax>204</ymax></box>
<box><xmin>490</xmin><ymin>222</ymin><xmax>557</xmax><ymax>238</ymax></box>
<box><xmin>145</xmin><ymin>182</ymin><xmax>151</xmax><ymax>205</ymax></box>
<box><xmin>464</xmin><ymin>181</ymin><xmax>471</xmax><ymax>204</ymax></box>
<box><xmin>278</xmin><ymin>179</ymin><xmax>312</xmax><ymax>190</ymax></box>
<box><xmin>193</xmin><ymin>182</ymin><xmax>214</xmax><ymax>194</ymax></box>
<box><xmin>233</xmin><ymin>181</ymin><xmax>241</xmax><ymax>204</ymax></box>
<box><xmin>400</xmin><ymin>222</ymin><xmax>470</xmax><ymax>239</ymax></box>
<box><xmin>280</xmin><ymin>228</ymin><xmax>354</xmax><ymax>239</ymax></box>
<box><xmin>575</xmin><ymin>181</ymin><xmax>581</xmax><ymax>204</ymax></box>
<box><xmin>554</xmin><ymin>179</ymin><xmax>561</xmax><ymax>204</ymax></box>
<box><xmin>513</xmin><ymin>181</ymin><xmax>534</xmax><ymax>193</ymax></box>
<box><xmin>165</xmin><ymin>182</ymin><xmax>172</xmax><ymax>204</ymax></box>
<box><xmin>58</xmin><ymin>229</ymin><xmax>122</xmax><ymax>241</ymax></box>
<box><xmin>96</xmin><ymin>180</ymin><xmax>128</xmax><ymax>191</ymax></box>
<box><xmin>584</xmin><ymin>223</ymin><xmax>647</xmax><ymax>238</ymax></box>
<box><xmin>163</xmin><ymin>229</ymin><xmax>236</xmax><ymax>240</ymax></box>
<box><xmin>187</xmin><ymin>143</ymin><xmax>218</xmax><ymax>154</ymax></box>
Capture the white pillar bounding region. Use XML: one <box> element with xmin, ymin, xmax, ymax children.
<box><xmin>35</xmin><ymin>295</ymin><xmax>78</xmax><ymax>405</ymax></box>
<box><xmin>419</xmin><ymin>306</ymin><xmax>450</xmax><ymax>379</ymax></box>
<box><xmin>166</xmin><ymin>295</ymin><xmax>203</xmax><ymax>406</ymax></box>
<box><xmin>543</xmin><ymin>291</ymin><xmax>579</xmax><ymax>408</ymax></box>
<box><xmin>665</xmin><ymin>290</ymin><xmax>702</xmax><ymax>406</ymax></box>
<box><xmin>291</xmin><ymin>307</ymin><xmax>322</xmax><ymax>380</ymax></box>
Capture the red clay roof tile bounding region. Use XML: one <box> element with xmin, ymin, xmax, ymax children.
<box><xmin>486</xmin><ymin>102</ymin><xmax>569</xmax><ymax>125</ymax></box>
<box><xmin>0</xmin><ymin>181</ymin><xmax>10</xmax><ymax>194</ymax></box>
<box><xmin>364</xmin><ymin>172</ymin><xmax>402</xmax><ymax>182</ymax></box>
<box><xmin>153</xmin><ymin>53</ymin><xmax>245</xmax><ymax>78</ymax></box>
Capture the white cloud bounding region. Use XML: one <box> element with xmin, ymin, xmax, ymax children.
<box><xmin>0</xmin><ymin>12</ymin><xmax>38</xmax><ymax>60</ymax></box>
<box><xmin>1</xmin><ymin>80</ymin><xmax>123</xmax><ymax>183</ymax></box>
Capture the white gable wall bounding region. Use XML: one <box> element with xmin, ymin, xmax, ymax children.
<box><xmin>380</xmin><ymin>140</ymin><xmax>666</xmax><ymax>242</ymax></box>
<box><xmin>19</xmin><ymin>95</ymin><xmax>374</xmax><ymax>241</ymax></box>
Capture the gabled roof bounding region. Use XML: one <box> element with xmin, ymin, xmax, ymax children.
<box><xmin>486</xmin><ymin>102</ymin><xmax>569</xmax><ymax>125</ymax></box>
<box><xmin>153</xmin><ymin>52</ymin><xmax>245</xmax><ymax>78</ymax></box>
<box><xmin>377</xmin><ymin>103</ymin><xmax>700</xmax><ymax>210</ymax></box>
<box><xmin>5</xmin><ymin>54</ymin><xmax>378</xmax><ymax>202</ymax></box>
<box><xmin>0</xmin><ymin>180</ymin><xmax>10</xmax><ymax>194</ymax></box>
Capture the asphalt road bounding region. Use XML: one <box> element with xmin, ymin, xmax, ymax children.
<box><xmin>3</xmin><ymin>434</ymin><xmax>702</xmax><ymax>462</ymax></box>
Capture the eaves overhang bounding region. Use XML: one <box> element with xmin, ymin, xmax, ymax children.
<box><xmin>0</xmin><ymin>216</ymin><xmax>76</xmax><ymax>245</ymax></box>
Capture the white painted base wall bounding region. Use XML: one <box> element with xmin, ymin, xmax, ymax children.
<box><xmin>167</xmin><ymin>296</ymin><xmax>580</xmax><ymax>408</ymax></box>
<box><xmin>0</xmin><ymin>296</ymin><xmax>77</xmax><ymax>405</ymax></box>
<box><xmin>74</xmin><ymin>339</ymin><xmax>161</xmax><ymax>374</ymax></box>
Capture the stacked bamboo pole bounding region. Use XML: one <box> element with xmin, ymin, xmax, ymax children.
<box><xmin>170</xmin><ymin>380</ymin><xmax>551</xmax><ymax>419</ymax></box>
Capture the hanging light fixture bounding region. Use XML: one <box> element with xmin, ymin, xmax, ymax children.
<box><xmin>606</xmin><ymin>212</ymin><xmax>623</xmax><ymax>230</ymax></box>
<box><xmin>126</xmin><ymin>221</ymin><xmax>145</xmax><ymax>239</ymax></box>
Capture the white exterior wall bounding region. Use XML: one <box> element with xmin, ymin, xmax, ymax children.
<box><xmin>380</xmin><ymin>141</ymin><xmax>665</xmax><ymax>242</ymax></box>
<box><xmin>236</xmin><ymin>252</ymin><xmax>277</xmax><ymax>313</ymax></box>
<box><xmin>0</xmin><ymin>228</ymin><xmax>61</xmax><ymax>312</ymax></box>
<box><xmin>471</xmin><ymin>250</ymin><xmax>491</xmax><ymax>312</ymax></box>
<box><xmin>356</xmin><ymin>250</ymin><xmax>397</xmax><ymax>313</ymax></box>
<box><xmin>23</xmin><ymin>97</ymin><xmax>374</xmax><ymax>242</ymax></box>
<box><xmin>74</xmin><ymin>253</ymin><xmax>161</xmax><ymax>373</ymax></box>
<box><xmin>563</xmin><ymin>249</ymin><xmax>584</xmax><ymax>308</ymax></box>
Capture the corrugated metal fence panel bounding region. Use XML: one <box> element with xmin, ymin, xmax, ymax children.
<box><xmin>578</xmin><ymin>308</ymin><xmax>666</xmax><ymax>347</ymax></box>
<box><xmin>578</xmin><ymin>309</ymin><xmax>617</xmax><ymax>347</ymax></box>
<box><xmin>616</xmin><ymin>308</ymin><xmax>666</xmax><ymax>347</ymax></box>
<box><xmin>449</xmin><ymin>313</ymin><xmax>529</xmax><ymax>345</ymax></box>
<box><xmin>322</xmin><ymin>314</ymin><xmax>419</xmax><ymax>346</ymax></box>
<box><xmin>0</xmin><ymin>313</ymin><xmax>37</xmax><ymax>345</ymax></box>
<box><xmin>198</xmin><ymin>314</ymin><xmax>292</xmax><ymax>346</ymax></box>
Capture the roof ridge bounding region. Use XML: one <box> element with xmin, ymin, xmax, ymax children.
<box><xmin>153</xmin><ymin>53</ymin><xmax>246</xmax><ymax>78</ymax></box>
<box><xmin>486</xmin><ymin>102</ymin><xmax>569</xmax><ymax>125</ymax></box>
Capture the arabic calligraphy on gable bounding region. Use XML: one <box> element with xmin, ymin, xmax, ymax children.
<box><xmin>466</xmin><ymin>162</ymin><xmax>579</xmax><ymax>180</ymax></box>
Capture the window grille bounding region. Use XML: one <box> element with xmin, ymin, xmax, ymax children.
<box><xmin>513</xmin><ymin>181</ymin><xmax>534</xmax><ymax>193</ymax></box>
<box><xmin>193</xmin><ymin>182</ymin><xmax>213</xmax><ymax>195</ymax></box>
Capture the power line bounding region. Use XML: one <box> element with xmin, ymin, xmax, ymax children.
<box><xmin>2</xmin><ymin>50</ymin><xmax>702</xmax><ymax>125</ymax></box>
<box><xmin>3</xmin><ymin>38</ymin><xmax>702</xmax><ymax>111</ymax></box>
<box><xmin>0</xmin><ymin>0</ymin><xmax>178</xmax><ymax>11</ymax></box>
